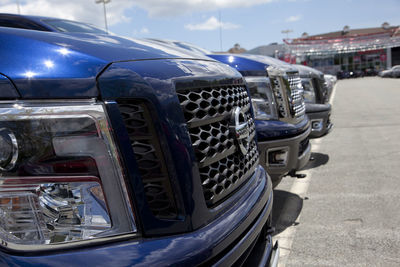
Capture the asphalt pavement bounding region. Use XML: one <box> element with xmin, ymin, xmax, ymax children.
<box><xmin>272</xmin><ymin>77</ymin><xmax>400</xmax><ymax>267</ymax></box>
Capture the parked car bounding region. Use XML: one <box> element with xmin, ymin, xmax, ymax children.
<box><xmin>0</xmin><ymin>24</ymin><xmax>279</xmax><ymax>266</ymax></box>
<box><xmin>336</xmin><ymin>70</ymin><xmax>350</xmax><ymax>79</ymax></box>
<box><xmin>350</xmin><ymin>70</ymin><xmax>364</xmax><ymax>78</ymax></box>
<box><xmin>364</xmin><ymin>68</ymin><xmax>378</xmax><ymax>76</ymax></box>
<box><xmin>294</xmin><ymin>65</ymin><xmax>333</xmax><ymax>138</ymax></box>
<box><xmin>379</xmin><ymin>65</ymin><xmax>400</xmax><ymax>78</ymax></box>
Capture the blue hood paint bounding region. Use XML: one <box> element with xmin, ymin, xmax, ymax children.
<box><xmin>0</xmin><ymin>27</ymin><xmax>213</xmax><ymax>98</ymax></box>
<box><xmin>208</xmin><ymin>54</ymin><xmax>269</xmax><ymax>76</ymax></box>
<box><xmin>208</xmin><ymin>54</ymin><xmax>298</xmax><ymax>75</ymax></box>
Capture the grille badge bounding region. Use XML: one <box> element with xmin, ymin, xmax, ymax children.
<box><xmin>230</xmin><ymin>107</ymin><xmax>250</xmax><ymax>155</ymax></box>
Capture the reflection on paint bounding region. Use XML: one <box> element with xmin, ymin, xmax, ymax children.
<box><xmin>44</xmin><ymin>60</ymin><xmax>55</xmax><ymax>68</ymax></box>
<box><xmin>24</xmin><ymin>71</ymin><xmax>36</xmax><ymax>78</ymax></box>
<box><xmin>57</xmin><ymin>47</ymin><xmax>71</xmax><ymax>56</ymax></box>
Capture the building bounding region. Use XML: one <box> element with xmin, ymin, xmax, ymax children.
<box><xmin>247</xmin><ymin>43</ymin><xmax>286</xmax><ymax>58</ymax></box>
<box><xmin>284</xmin><ymin>23</ymin><xmax>400</xmax><ymax>74</ymax></box>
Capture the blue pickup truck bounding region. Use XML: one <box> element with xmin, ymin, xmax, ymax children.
<box><xmin>207</xmin><ymin>54</ymin><xmax>312</xmax><ymax>186</ymax></box>
<box><xmin>293</xmin><ymin>64</ymin><xmax>333</xmax><ymax>138</ymax></box>
<box><xmin>0</xmin><ymin>18</ymin><xmax>278</xmax><ymax>266</ymax></box>
<box><xmin>143</xmin><ymin>40</ymin><xmax>312</xmax><ymax>187</ymax></box>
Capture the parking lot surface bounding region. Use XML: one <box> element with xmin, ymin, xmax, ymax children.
<box><xmin>273</xmin><ymin>77</ymin><xmax>400</xmax><ymax>267</ymax></box>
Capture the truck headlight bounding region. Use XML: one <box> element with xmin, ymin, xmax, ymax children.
<box><xmin>0</xmin><ymin>101</ymin><xmax>136</xmax><ymax>251</ymax></box>
<box><xmin>246</xmin><ymin>76</ymin><xmax>278</xmax><ymax>120</ymax></box>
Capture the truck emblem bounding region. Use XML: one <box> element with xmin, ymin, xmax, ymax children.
<box><xmin>230</xmin><ymin>107</ymin><xmax>250</xmax><ymax>155</ymax></box>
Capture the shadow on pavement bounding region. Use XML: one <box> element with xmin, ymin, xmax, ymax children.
<box><xmin>301</xmin><ymin>152</ymin><xmax>329</xmax><ymax>171</ymax></box>
<box><xmin>272</xmin><ymin>190</ymin><xmax>303</xmax><ymax>236</ymax></box>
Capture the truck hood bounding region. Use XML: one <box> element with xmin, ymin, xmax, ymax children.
<box><xmin>294</xmin><ymin>64</ymin><xmax>324</xmax><ymax>79</ymax></box>
<box><xmin>208</xmin><ymin>53</ymin><xmax>298</xmax><ymax>75</ymax></box>
<box><xmin>0</xmin><ymin>27</ymin><xmax>214</xmax><ymax>98</ymax></box>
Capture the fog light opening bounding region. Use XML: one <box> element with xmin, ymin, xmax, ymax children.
<box><xmin>267</xmin><ymin>147</ymin><xmax>289</xmax><ymax>167</ymax></box>
<box><xmin>311</xmin><ymin>119</ymin><xmax>323</xmax><ymax>132</ymax></box>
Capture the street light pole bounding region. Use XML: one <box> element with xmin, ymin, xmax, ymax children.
<box><xmin>16</xmin><ymin>0</ymin><xmax>21</xmax><ymax>14</ymax></box>
<box><xmin>218</xmin><ymin>10</ymin><xmax>223</xmax><ymax>52</ymax></box>
<box><xmin>95</xmin><ymin>0</ymin><xmax>111</xmax><ymax>33</ymax></box>
<box><xmin>281</xmin><ymin>29</ymin><xmax>293</xmax><ymax>39</ymax></box>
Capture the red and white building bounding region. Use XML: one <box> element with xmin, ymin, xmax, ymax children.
<box><xmin>283</xmin><ymin>23</ymin><xmax>400</xmax><ymax>74</ymax></box>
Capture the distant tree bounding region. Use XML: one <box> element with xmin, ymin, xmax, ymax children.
<box><xmin>382</xmin><ymin>22</ymin><xmax>390</xmax><ymax>30</ymax></box>
<box><xmin>228</xmin><ymin>43</ymin><xmax>246</xmax><ymax>54</ymax></box>
<box><xmin>342</xmin><ymin>25</ymin><xmax>350</xmax><ymax>35</ymax></box>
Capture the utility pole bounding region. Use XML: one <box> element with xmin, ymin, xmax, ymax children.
<box><xmin>95</xmin><ymin>0</ymin><xmax>111</xmax><ymax>33</ymax></box>
<box><xmin>219</xmin><ymin>10</ymin><xmax>223</xmax><ymax>52</ymax></box>
<box><xmin>281</xmin><ymin>29</ymin><xmax>293</xmax><ymax>39</ymax></box>
<box><xmin>16</xmin><ymin>0</ymin><xmax>21</xmax><ymax>14</ymax></box>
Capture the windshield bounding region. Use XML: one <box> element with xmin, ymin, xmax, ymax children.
<box><xmin>42</xmin><ymin>19</ymin><xmax>107</xmax><ymax>34</ymax></box>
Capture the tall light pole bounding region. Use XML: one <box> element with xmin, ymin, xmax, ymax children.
<box><xmin>218</xmin><ymin>10</ymin><xmax>223</xmax><ymax>52</ymax></box>
<box><xmin>16</xmin><ymin>0</ymin><xmax>21</xmax><ymax>14</ymax></box>
<box><xmin>95</xmin><ymin>0</ymin><xmax>110</xmax><ymax>33</ymax></box>
<box><xmin>281</xmin><ymin>29</ymin><xmax>293</xmax><ymax>39</ymax></box>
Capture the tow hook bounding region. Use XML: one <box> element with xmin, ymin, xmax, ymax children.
<box><xmin>288</xmin><ymin>170</ymin><xmax>307</xmax><ymax>179</ymax></box>
<box><xmin>266</xmin><ymin>226</ymin><xmax>275</xmax><ymax>236</ymax></box>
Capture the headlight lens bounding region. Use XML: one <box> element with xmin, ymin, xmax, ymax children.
<box><xmin>246</xmin><ymin>77</ymin><xmax>278</xmax><ymax>120</ymax></box>
<box><xmin>0</xmin><ymin>101</ymin><xmax>136</xmax><ymax>251</ymax></box>
<box><xmin>0</xmin><ymin>128</ymin><xmax>18</xmax><ymax>171</ymax></box>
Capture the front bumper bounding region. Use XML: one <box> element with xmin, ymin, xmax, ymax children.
<box><xmin>258</xmin><ymin>126</ymin><xmax>311</xmax><ymax>187</ymax></box>
<box><xmin>306</xmin><ymin>103</ymin><xmax>333</xmax><ymax>138</ymax></box>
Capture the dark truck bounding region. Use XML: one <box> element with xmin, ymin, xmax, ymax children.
<box><xmin>0</xmin><ymin>22</ymin><xmax>278</xmax><ymax>266</ymax></box>
<box><xmin>294</xmin><ymin>64</ymin><xmax>333</xmax><ymax>138</ymax></box>
<box><xmin>142</xmin><ymin>40</ymin><xmax>313</xmax><ymax>187</ymax></box>
<box><xmin>208</xmin><ymin>54</ymin><xmax>312</xmax><ymax>186</ymax></box>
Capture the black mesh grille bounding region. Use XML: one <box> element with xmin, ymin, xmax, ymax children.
<box><xmin>118</xmin><ymin>101</ymin><xmax>178</xmax><ymax>219</ymax></box>
<box><xmin>177</xmin><ymin>84</ymin><xmax>259</xmax><ymax>207</ymax></box>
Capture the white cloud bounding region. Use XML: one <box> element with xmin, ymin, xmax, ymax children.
<box><xmin>185</xmin><ymin>16</ymin><xmax>240</xmax><ymax>31</ymax></box>
<box><xmin>0</xmin><ymin>0</ymin><xmax>277</xmax><ymax>26</ymax></box>
<box><xmin>133</xmin><ymin>27</ymin><xmax>150</xmax><ymax>36</ymax></box>
<box><xmin>0</xmin><ymin>0</ymin><xmax>134</xmax><ymax>29</ymax></box>
<box><xmin>285</xmin><ymin>14</ymin><xmax>302</xmax><ymax>22</ymax></box>
<box><xmin>133</xmin><ymin>0</ymin><xmax>276</xmax><ymax>17</ymax></box>
<box><xmin>140</xmin><ymin>27</ymin><xmax>149</xmax><ymax>34</ymax></box>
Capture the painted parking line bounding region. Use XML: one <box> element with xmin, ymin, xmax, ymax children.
<box><xmin>275</xmin><ymin>83</ymin><xmax>338</xmax><ymax>267</ymax></box>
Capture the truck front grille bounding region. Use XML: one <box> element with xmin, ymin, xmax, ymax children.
<box><xmin>287</xmin><ymin>73</ymin><xmax>306</xmax><ymax>118</ymax></box>
<box><xmin>118</xmin><ymin>101</ymin><xmax>178</xmax><ymax>219</ymax></box>
<box><xmin>177</xmin><ymin>84</ymin><xmax>259</xmax><ymax>207</ymax></box>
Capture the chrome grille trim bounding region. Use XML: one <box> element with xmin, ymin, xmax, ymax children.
<box><xmin>177</xmin><ymin>84</ymin><xmax>259</xmax><ymax>207</ymax></box>
<box><xmin>287</xmin><ymin>73</ymin><xmax>306</xmax><ymax>118</ymax></box>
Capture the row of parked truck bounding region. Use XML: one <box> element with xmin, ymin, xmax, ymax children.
<box><xmin>0</xmin><ymin>14</ymin><xmax>334</xmax><ymax>266</ymax></box>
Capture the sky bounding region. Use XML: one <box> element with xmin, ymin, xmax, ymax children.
<box><xmin>0</xmin><ymin>0</ymin><xmax>400</xmax><ymax>52</ymax></box>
